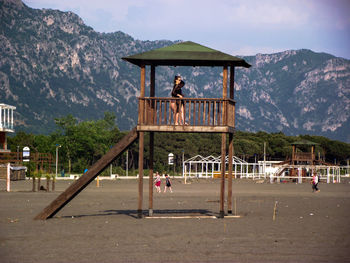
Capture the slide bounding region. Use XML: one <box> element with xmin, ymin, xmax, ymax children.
<box><xmin>35</xmin><ymin>127</ymin><xmax>138</xmax><ymax>220</ymax></box>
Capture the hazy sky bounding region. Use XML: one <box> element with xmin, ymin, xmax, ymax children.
<box><xmin>23</xmin><ymin>0</ymin><xmax>350</xmax><ymax>59</ymax></box>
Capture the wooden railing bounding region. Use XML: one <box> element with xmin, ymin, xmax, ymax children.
<box><xmin>0</xmin><ymin>152</ymin><xmax>53</xmax><ymax>164</ymax></box>
<box><xmin>293</xmin><ymin>152</ymin><xmax>315</xmax><ymax>161</ymax></box>
<box><xmin>138</xmin><ymin>97</ymin><xmax>235</xmax><ymax>127</ymax></box>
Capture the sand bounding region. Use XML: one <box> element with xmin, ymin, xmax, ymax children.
<box><xmin>0</xmin><ymin>178</ymin><xmax>349</xmax><ymax>263</ymax></box>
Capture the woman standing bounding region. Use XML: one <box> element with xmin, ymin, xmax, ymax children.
<box><xmin>171</xmin><ymin>75</ymin><xmax>186</xmax><ymax>125</ymax></box>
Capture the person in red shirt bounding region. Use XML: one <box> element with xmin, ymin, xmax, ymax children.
<box><xmin>154</xmin><ymin>172</ymin><xmax>161</xmax><ymax>193</ymax></box>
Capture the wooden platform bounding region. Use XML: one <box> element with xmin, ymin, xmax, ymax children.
<box><xmin>137</xmin><ymin>124</ymin><xmax>234</xmax><ymax>133</ymax></box>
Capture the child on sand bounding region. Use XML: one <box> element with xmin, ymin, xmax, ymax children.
<box><xmin>163</xmin><ymin>174</ymin><xmax>173</xmax><ymax>193</ymax></box>
<box><xmin>154</xmin><ymin>172</ymin><xmax>161</xmax><ymax>193</ymax></box>
<box><xmin>312</xmin><ymin>173</ymin><xmax>320</xmax><ymax>192</ymax></box>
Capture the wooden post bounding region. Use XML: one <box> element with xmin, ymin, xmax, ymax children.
<box><xmin>149</xmin><ymin>65</ymin><xmax>155</xmax><ymax>217</ymax></box>
<box><xmin>227</xmin><ymin>66</ymin><xmax>235</xmax><ymax>214</ymax></box>
<box><xmin>223</xmin><ymin>66</ymin><xmax>228</xmax><ymax>125</ymax></box>
<box><xmin>150</xmin><ymin>66</ymin><xmax>155</xmax><ymax>96</ymax></box>
<box><xmin>230</xmin><ymin>66</ymin><xmax>235</xmax><ymax>100</ymax></box>
<box><xmin>223</xmin><ymin>66</ymin><xmax>228</xmax><ymax>98</ymax></box>
<box><xmin>32</xmin><ymin>176</ymin><xmax>36</xmax><ymax>192</ymax></box>
<box><xmin>292</xmin><ymin>145</ymin><xmax>296</xmax><ymax>164</ymax></box>
<box><xmin>139</xmin><ymin>65</ymin><xmax>146</xmax><ymax>125</ymax></box>
<box><xmin>6</xmin><ymin>163</ymin><xmax>10</xmax><ymax>192</ymax></box>
<box><xmin>138</xmin><ymin>132</ymin><xmax>144</xmax><ymax>218</ymax></box>
<box><xmin>149</xmin><ymin>132</ymin><xmax>154</xmax><ymax>216</ymax></box>
<box><xmin>219</xmin><ymin>133</ymin><xmax>226</xmax><ymax>218</ymax></box>
<box><xmin>138</xmin><ymin>65</ymin><xmax>146</xmax><ymax>218</ymax></box>
<box><xmin>37</xmin><ymin>176</ymin><xmax>41</xmax><ymax>191</ymax></box>
<box><xmin>227</xmin><ymin>133</ymin><xmax>233</xmax><ymax>214</ymax></box>
<box><xmin>46</xmin><ymin>176</ymin><xmax>50</xmax><ymax>192</ymax></box>
<box><xmin>219</xmin><ymin>66</ymin><xmax>228</xmax><ymax>218</ymax></box>
<box><xmin>52</xmin><ymin>176</ymin><xmax>55</xmax><ymax>191</ymax></box>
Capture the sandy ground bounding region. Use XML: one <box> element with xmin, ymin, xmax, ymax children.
<box><xmin>0</xmin><ymin>177</ymin><xmax>350</xmax><ymax>263</ymax></box>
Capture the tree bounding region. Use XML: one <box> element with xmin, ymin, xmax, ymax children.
<box><xmin>52</xmin><ymin>112</ymin><xmax>120</xmax><ymax>173</ymax></box>
<box><xmin>7</xmin><ymin>112</ymin><xmax>350</xmax><ymax>173</ymax></box>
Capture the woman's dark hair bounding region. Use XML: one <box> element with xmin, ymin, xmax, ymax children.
<box><xmin>178</xmin><ymin>80</ymin><xmax>185</xmax><ymax>88</ymax></box>
<box><xmin>173</xmin><ymin>75</ymin><xmax>181</xmax><ymax>85</ymax></box>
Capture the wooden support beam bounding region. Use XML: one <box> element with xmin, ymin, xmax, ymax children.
<box><xmin>34</xmin><ymin>127</ymin><xmax>138</xmax><ymax>220</ymax></box>
<box><xmin>223</xmin><ymin>66</ymin><xmax>228</xmax><ymax>125</ymax></box>
<box><xmin>292</xmin><ymin>145</ymin><xmax>296</xmax><ymax>164</ymax></box>
<box><xmin>219</xmin><ymin>66</ymin><xmax>228</xmax><ymax>218</ymax></box>
<box><xmin>149</xmin><ymin>132</ymin><xmax>154</xmax><ymax>216</ymax></box>
<box><xmin>223</xmin><ymin>66</ymin><xmax>228</xmax><ymax>98</ymax></box>
<box><xmin>150</xmin><ymin>66</ymin><xmax>155</xmax><ymax>125</ymax></box>
<box><xmin>227</xmin><ymin>133</ymin><xmax>233</xmax><ymax>214</ymax></box>
<box><xmin>230</xmin><ymin>66</ymin><xmax>235</xmax><ymax>100</ymax></box>
<box><xmin>228</xmin><ymin>66</ymin><xmax>235</xmax><ymax>214</ymax></box>
<box><xmin>149</xmin><ymin>65</ymin><xmax>155</xmax><ymax>216</ymax></box>
<box><xmin>138</xmin><ymin>131</ymin><xmax>144</xmax><ymax>218</ymax></box>
<box><xmin>219</xmin><ymin>133</ymin><xmax>226</xmax><ymax>218</ymax></box>
<box><xmin>139</xmin><ymin>65</ymin><xmax>146</xmax><ymax>125</ymax></box>
<box><xmin>138</xmin><ymin>65</ymin><xmax>146</xmax><ymax>218</ymax></box>
<box><xmin>150</xmin><ymin>65</ymin><xmax>155</xmax><ymax>97</ymax></box>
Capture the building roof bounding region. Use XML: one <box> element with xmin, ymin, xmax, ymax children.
<box><xmin>0</xmin><ymin>103</ymin><xmax>16</xmax><ymax>109</ymax></box>
<box><xmin>291</xmin><ymin>139</ymin><xmax>319</xmax><ymax>146</ymax></box>
<box><xmin>122</xmin><ymin>41</ymin><xmax>251</xmax><ymax>68</ymax></box>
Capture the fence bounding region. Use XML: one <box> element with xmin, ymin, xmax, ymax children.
<box><xmin>139</xmin><ymin>97</ymin><xmax>235</xmax><ymax>127</ymax></box>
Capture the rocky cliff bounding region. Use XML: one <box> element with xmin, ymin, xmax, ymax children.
<box><xmin>1</xmin><ymin>0</ymin><xmax>349</xmax><ymax>142</ymax></box>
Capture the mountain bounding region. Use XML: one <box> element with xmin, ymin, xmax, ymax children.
<box><xmin>236</xmin><ymin>51</ymin><xmax>350</xmax><ymax>143</ymax></box>
<box><xmin>1</xmin><ymin>0</ymin><xmax>350</xmax><ymax>142</ymax></box>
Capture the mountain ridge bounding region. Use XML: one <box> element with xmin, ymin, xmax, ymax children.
<box><xmin>1</xmin><ymin>0</ymin><xmax>349</xmax><ymax>142</ymax></box>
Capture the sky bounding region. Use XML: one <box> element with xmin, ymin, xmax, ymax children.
<box><xmin>23</xmin><ymin>0</ymin><xmax>350</xmax><ymax>59</ymax></box>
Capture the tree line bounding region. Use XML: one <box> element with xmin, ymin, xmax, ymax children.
<box><xmin>7</xmin><ymin>112</ymin><xmax>350</xmax><ymax>175</ymax></box>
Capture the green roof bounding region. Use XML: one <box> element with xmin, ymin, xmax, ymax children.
<box><xmin>122</xmin><ymin>41</ymin><xmax>251</xmax><ymax>68</ymax></box>
<box><xmin>291</xmin><ymin>140</ymin><xmax>319</xmax><ymax>146</ymax></box>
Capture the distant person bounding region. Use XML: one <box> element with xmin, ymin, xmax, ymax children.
<box><xmin>154</xmin><ymin>172</ymin><xmax>161</xmax><ymax>193</ymax></box>
<box><xmin>312</xmin><ymin>173</ymin><xmax>320</xmax><ymax>192</ymax></box>
<box><xmin>171</xmin><ymin>75</ymin><xmax>186</xmax><ymax>125</ymax></box>
<box><xmin>84</xmin><ymin>168</ymin><xmax>88</xmax><ymax>174</ymax></box>
<box><xmin>163</xmin><ymin>174</ymin><xmax>173</xmax><ymax>193</ymax></box>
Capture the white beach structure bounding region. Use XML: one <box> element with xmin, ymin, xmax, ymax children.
<box><xmin>183</xmin><ymin>154</ymin><xmax>346</xmax><ymax>183</ymax></box>
<box><xmin>183</xmin><ymin>155</ymin><xmax>265</xmax><ymax>179</ymax></box>
<box><xmin>0</xmin><ymin>103</ymin><xmax>16</xmax><ymax>152</ymax></box>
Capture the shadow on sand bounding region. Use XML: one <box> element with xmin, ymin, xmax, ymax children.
<box><xmin>58</xmin><ymin>209</ymin><xmax>216</xmax><ymax>219</ymax></box>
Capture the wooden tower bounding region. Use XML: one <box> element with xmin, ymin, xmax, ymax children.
<box><xmin>34</xmin><ymin>41</ymin><xmax>251</xmax><ymax>220</ymax></box>
<box><xmin>122</xmin><ymin>41</ymin><xmax>251</xmax><ymax>218</ymax></box>
<box><xmin>291</xmin><ymin>140</ymin><xmax>318</xmax><ymax>165</ymax></box>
